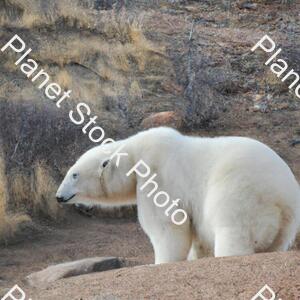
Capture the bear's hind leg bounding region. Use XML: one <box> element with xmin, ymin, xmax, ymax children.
<box><xmin>214</xmin><ymin>226</ymin><xmax>254</xmax><ymax>257</ymax></box>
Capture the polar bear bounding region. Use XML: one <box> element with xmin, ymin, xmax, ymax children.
<box><xmin>56</xmin><ymin>127</ymin><xmax>300</xmax><ymax>264</ymax></box>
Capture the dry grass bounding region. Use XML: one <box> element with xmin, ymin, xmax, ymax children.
<box><xmin>0</xmin><ymin>155</ymin><xmax>30</xmax><ymax>243</ymax></box>
<box><xmin>0</xmin><ymin>0</ymin><xmax>94</xmax><ymax>29</ymax></box>
<box><xmin>0</xmin><ymin>0</ymin><xmax>167</xmax><ymax>111</ymax></box>
<box><xmin>33</xmin><ymin>162</ymin><xmax>61</xmax><ymax>218</ymax></box>
<box><xmin>55</xmin><ymin>69</ymin><xmax>72</xmax><ymax>91</ymax></box>
<box><xmin>30</xmin><ymin>16</ymin><xmax>165</xmax><ymax>69</ymax></box>
<box><xmin>130</xmin><ymin>80</ymin><xmax>143</xmax><ymax>98</ymax></box>
<box><xmin>1</xmin><ymin>0</ymin><xmax>165</xmax><ymax>66</ymax></box>
<box><xmin>10</xmin><ymin>161</ymin><xmax>62</xmax><ymax>220</ymax></box>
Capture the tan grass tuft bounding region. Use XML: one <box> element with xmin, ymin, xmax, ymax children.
<box><xmin>0</xmin><ymin>156</ymin><xmax>30</xmax><ymax>243</ymax></box>
<box><xmin>130</xmin><ymin>80</ymin><xmax>143</xmax><ymax>98</ymax></box>
<box><xmin>10</xmin><ymin>161</ymin><xmax>62</xmax><ymax>220</ymax></box>
<box><xmin>55</xmin><ymin>69</ymin><xmax>73</xmax><ymax>90</ymax></box>
<box><xmin>33</xmin><ymin>162</ymin><xmax>60</xmax><ymax>218</ymax></box>
<box><xmin>21</xmin><ymin>12</ymin><xmax>44</xmax><ymax>28</ymax></box>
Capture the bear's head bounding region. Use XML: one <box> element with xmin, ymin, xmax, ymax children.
<box><xmin>56</xmin><ymin>141</ymin><xmax>137</xmax><ymax>206</ymax></box>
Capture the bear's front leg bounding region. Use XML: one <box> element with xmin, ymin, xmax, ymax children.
<box><xmin>151</xmin><ymin>224</ymin><xmax>192</xmax><ymax>264</ymax></box>
<box><xmin>138</xmin><ymin>205</ymin><xmax>191</xmax><ymax>263</ymax></box>
<box><xmin>136</xmin><ymin>186</ymin><xmax>192</xmax><ymax>264</ymax></box>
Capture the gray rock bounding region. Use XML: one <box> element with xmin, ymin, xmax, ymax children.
<box><xmin>26</xmin><ymin>257</ymin><xmax>122</xmax><ymax>287</ymax></box>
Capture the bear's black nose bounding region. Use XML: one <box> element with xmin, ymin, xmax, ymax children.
<box><xmin>56</xmin><ymin>196</ymin><xmax>65</xmax><ymax>203</ymax></box>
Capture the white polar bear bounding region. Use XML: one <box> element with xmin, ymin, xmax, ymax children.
<box><xmin>56</xmin><ymin>127</ymin><xmax>300</xmax><ymax>264</ymax></box>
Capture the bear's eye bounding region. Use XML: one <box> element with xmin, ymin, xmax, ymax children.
<box><xmin>102</xmin><ymin>160</ymin><xmax>109</xmax><ymax>168</ymax></box>
<box><xmin>72</xmin><ymin>173</ymin><xmax>79</xmax><ymax>179</ymax></box>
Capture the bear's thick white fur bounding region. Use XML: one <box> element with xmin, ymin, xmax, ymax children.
<box><xmin>56</xmin><ymin>127</ymin><xmax>300</xmax><ymax>264</ymax></box>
